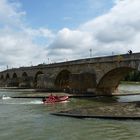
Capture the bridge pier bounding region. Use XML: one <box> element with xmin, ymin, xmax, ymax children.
<box><xmin>68</xmin><ymin>73</ymin><xmax>97</xmax><ymax>94</ymax></box>
<box><xmin>19</xmin><ymin>77</ymin><xmax>33</xmax><ymax>88</ymax></box>
<box><xmin>95</xmin><ymin>87</ymin><xmax>118</xmax><ymax>95</ymax></box>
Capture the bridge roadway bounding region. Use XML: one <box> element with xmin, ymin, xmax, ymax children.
<box><xmin>0</xmin><ymin>53</ymin><xmax>140</xmax><ymax>95</ymax></box>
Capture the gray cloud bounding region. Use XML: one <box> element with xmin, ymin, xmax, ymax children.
<box><xmin>1</xmin><ymin>0</ymin><xmax>140</xmax><ymax>70</ymax></box>
<box><xmin>0</xmin><ymin>0</ymin><xmax>51</xmax><ymax>70</ymax></box>
<box><xmin>48</xmin><ymin>0</ymin><xmax>140</xmax><ymax>59</ymax></box>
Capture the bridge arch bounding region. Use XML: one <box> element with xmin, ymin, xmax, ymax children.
<box><xmin>55</xmin><ymin>70</ymin><xmax>71</xmax><ymax>90</ymax></box>
<box><xmin>34</xmin><ymin>71</ymin><xmax>44</xmax><ymax>87</ymax></box>
<box><xmin>97</xmin><ymin>67</ymin><xmax>135</xmax><ymax>94</ymax></box>
<box><xmin>12</xmin><ymin>73</ymin><xmax>19</xmax><ymax>86</ymax></box>
<box><xmin>6</xmin><ymin>73</ymin><xmax>10</xmax><ymax>80</ymax></box>
<box><xmin>5</xmin><ymin>73</ymin><xmax>10</xmax><ymax>87</ymax></box>
<box><xmin>19</xmin><ymin>72</ymin><xmax>30</xmax><ymax>88</ymax></box>
<box><xmin>22</xmin><ymin>72</ymin><xmax>28</xmax><ymax>78</ymax></box>
<box><xmin>13</xmin><ymin>73</ymin><xmax>17</xmax><ymax>78</ymax></box>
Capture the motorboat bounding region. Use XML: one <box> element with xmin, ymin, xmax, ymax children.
<box><xmin>42</xmin><ymin>95</ymin><xmax>69</xmax><ymax>104</ymax></box>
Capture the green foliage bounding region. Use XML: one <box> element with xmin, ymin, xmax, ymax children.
<box><xmin>124</xmin><ymin>71</ymin><xmax>140</xmax><ymax>81</ymax></box>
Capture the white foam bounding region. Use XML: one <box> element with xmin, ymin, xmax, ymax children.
<box><xmin>44</xmin><ymin>100</ymin><xmax>69</xmax><ymax>104</ymax></box>
<box><xmin>1</xmin><ymin>95</ymin><xmax>11</xmax><ymax>100</ymax></box>
<box><xmin>29</xmin><ymin>100</ymin><xmax>43</xmax><ymax>104</ymax></box>
<box><xmin>59</xmin><ymin>100</ymin><xmax>69</xmax><ymax>103</ymax></box>
<box><xmin>0</xmin><ymin>96</ymin><xmax>43</xmax><ymax>104</ymax></box>
<box><xmin>11</xmin><ymin>100</ymin><xmax>43</xmax><ymax>104</ymax></box>
<box><xmin>1</xmin><ymin>101</ymin><xmax>43</xmax><ymax>105</ymax></box>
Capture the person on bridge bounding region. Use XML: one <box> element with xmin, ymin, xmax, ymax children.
<box><xmin>128</xmin><ymin>50</ymin><xmax>132</xmax><ymax>55</ymax></box>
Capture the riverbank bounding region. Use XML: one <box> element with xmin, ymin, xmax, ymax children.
<box><xmin>120</xmin><ymin>81</ymin><xmax>140</xmax><ymax>85</ymax></box>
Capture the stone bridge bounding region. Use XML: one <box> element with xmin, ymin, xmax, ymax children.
<box><xmin>0</xmin><ymin>53</ymin><xmax>140</xmax><ymax>95</ymax></box>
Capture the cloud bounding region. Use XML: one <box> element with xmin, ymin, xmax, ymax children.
<box><xmin>1</xmin><ymin>0</ymin><xmax>140</xmax><ymax>70</ymax></box>
<box><xmin>0</xmin><ymin>0</ymin><xmax>25</xmax><ymax>27</ymax></box>
<box><xmin>0</xmin><ymin>0</ymin><xmax>51</xmax><ymax>70</ymax></box>
<box><xmin>48</xmin><ymin>0</ymin><xmax>140</xmax><ymax>59</ymax></box>
<box><xmin>0</xmin><ymin>27</ymin><xmax>46</xmax><ymax>68</ymax></box>
<box><xmin>48</xmin><ymin>28</ymin><xmax>94</xmax><ymax>61</ymax></box>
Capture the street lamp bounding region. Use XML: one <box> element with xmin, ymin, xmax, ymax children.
<box><xmin>89</xmin><ymin>48</ymin><xmax>92</xmax><ymax>58</ymax></box>
<box><xmin>48</xmin><ymin>58</ymin><xmax>49</xmax><ymax>64</ymax></box>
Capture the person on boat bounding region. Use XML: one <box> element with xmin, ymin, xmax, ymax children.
<box><xmin>49</xmin><ymin>93</ymin><xmax>53</xmax><ymax>98</ymax></box>
<box><xmin>42</xmin><ymin>97</ymin><xmax>47</xmax><ymax>102</ymax></box>
<box><xmin>49</xmin><ymin>93</ymin><xmax>56</xmax><ymax>101</ymax></box>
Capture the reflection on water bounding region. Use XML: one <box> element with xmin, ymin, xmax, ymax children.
<box><xmin>0</xmin><ymin>84</ymin><xmax>140</xmax><ymax>140</ymax></box>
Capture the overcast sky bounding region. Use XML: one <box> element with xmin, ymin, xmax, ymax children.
<box><xmin>0</xmin><ymin>0</ymin><xmax>140</xmax><ymax>70</ymax></box>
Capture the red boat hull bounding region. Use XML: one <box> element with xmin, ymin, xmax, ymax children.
<box><xmin>43</xmin><ymin>96</ymin><xmax>69</xmax><ymax>104</ymax></box>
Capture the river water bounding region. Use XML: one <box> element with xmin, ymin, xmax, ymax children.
<box><xmin>0</xmin><ymin>84</ymin><xmax>140</xmax><ymax>140</ymax></box>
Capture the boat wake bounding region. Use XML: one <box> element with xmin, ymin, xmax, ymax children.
<box><xmin>26</xmin><ymin>100</ymin><xmax>43</xmax><ymax>104</ymax></box>
<box><xmin>59</xmin><ymin>100</ymin><xmax>69</xmax><ymax>103</ymax></box>
<box><xmin>1</xmin><ymin>101</ymin><xmax>43</xmax><ymax>105</ymax></box>
<box><xmin>0</xmin><ymin>97</ymin><xmax>43</xmax><ymax>104</ymax></box>
<box><xmin>2</xmin><ymin>100</ymin><xmax>70</xmax><ymax>105</ymax></box>
<box><xmin>1</xmin><ymin>95</ymin><xmax>11</xmax><ymax>100</ymax></box>
<box><xmin>0</xmin><ymin>96</ymin><xmax>69</xmax><ymax>105</ymax></box>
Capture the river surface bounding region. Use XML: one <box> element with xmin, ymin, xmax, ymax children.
<box><xmin>0</xmin><ymin>84</ymin><xmax>140</xmax><ymax>140</ymax></box>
